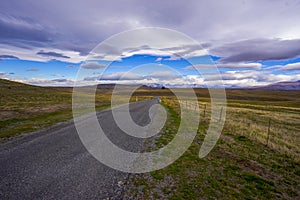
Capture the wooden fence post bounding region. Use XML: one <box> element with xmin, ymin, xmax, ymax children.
<box><xmin>203</xmin><ymin>104</ymin><xmax>206</xmax><ymax>118</ymax></box>
<box><xmin>219</xmin><ymin>107</ymin><xmax>223</xmax><ymax>122</ymax></box>
<box><xmin>266</xmin><ymin>119</ymin><xmax>271</xmax><ymax>146</ymax></box>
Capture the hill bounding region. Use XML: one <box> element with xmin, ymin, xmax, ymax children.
<box><xmin>253</xmin><ymin>80</ymin><xmax>300</xmax><ymax>90</ymax></box>
<box><xmin>0</xmin><ymin>79</ymin><xmax>110</xmax><ymax>139</ymax></box>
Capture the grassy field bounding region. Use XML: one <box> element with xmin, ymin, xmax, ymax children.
<box><xmin>0</xmin><ymin>79</ymin><xmax>112</xmax><ymax>139</ymax></box>
<box><xmin>1</xmin><ymin>79</ymin><xmax>299</xmax><ymax>199</ymax></box>
<box><xmin>124</xmin><ymin>89</ymin><xmax>300</xmax><ymax>199</ymax></box>
<box><xmin>0</xmin><ymin>79</ymin><xmax>152</xmax><ymax>139</ymax></box>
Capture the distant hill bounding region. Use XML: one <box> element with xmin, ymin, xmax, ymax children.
<box><xmin>253</xmin><ymin>80</ymin><xmax>300</xmax><ymax>90</ymax></box>
<box><xmin>2</xmin><ymin>78</ymin><xmax>300</xmax><ymax>91</ymax></box>
<box><xmin>0</xmin><ymin>78</ymin><xmax>35</xmax><ymax>88</ymax></box>
<box><xmin>0</xmin><ymin>79</ymin><xmax>154</xmax><ymax>91</ymax></box>
<box><xmin>96</xmin><ymin>84</ymin><xmax>154</xmax><ymax>90</ymax></box>
<box><xmin>0</xmin><ymin>78</ymin><xmax>74</xmax><ymax>93</ymax></box>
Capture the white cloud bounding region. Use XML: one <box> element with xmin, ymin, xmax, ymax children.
<box><xmin>147</xmin><ymin>71</ymin><xmax>181</xmax><ymax>80</ymax></box>
<box><xmin>264</xmin><ymin>62</ymin><xmax>300</xmax><ymax>71</ymax></box>
<box><xmin>87</xmin><ymin>29</ymin><xmax>209</xmax><ymax>61</ymax></box>
<box><xmin>202</xmin><ymin>70</ymin><xmax>300</xmax><ymax>87</ymax></box>
<box><xmin>101</xmin><ymin>72</ymin><xmax>144</xmax><ymax>80</ymax></box>
<box><xmin>155</xmin><ymin>57</ymin><xmax>162</xmax><ymax>62</ymax></box>
<box><xmin>279</xmin><ymin>62</ymin><xmax>300</xmax><ymax>71</ymax></box>
<box><xmin>3</xmin><ymin>69</ymin><xmax>299</xmax><ymax>88</ymax></box>
<box><xmin>10</xmin><ymin>77</ymin><xmax>75</xmax><ymax>86</ymax></box>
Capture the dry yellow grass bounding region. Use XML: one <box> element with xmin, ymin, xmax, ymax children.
<box><xmin>160</xmin><ymin>96</ymin><xmax>300</xmax><ymax>162</ymax></box>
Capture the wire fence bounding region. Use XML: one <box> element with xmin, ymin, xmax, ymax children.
<box><xmin>161</xmin><ymin>97</ymin><xmax>300</xmax><ymax>161</ymax></box>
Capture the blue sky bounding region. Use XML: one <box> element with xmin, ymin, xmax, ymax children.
<box><xmin>1</xmin><ymin>52</ymin><xmax>299</xmax><ymax>87</ymax></box>
<box><xmin>0</xmin><ymin>0</ymin><xmax>300</xmax><ymax>87</ymax></box>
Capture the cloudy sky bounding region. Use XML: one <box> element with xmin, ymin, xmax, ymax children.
<box><xmin>0</xmin><ymin>0</ymin><xmax>300</xmax><ymax>87</ymax></box>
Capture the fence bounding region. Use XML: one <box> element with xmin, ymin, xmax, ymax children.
<box><xmin>160</xmin><ymin>97</ymin><xmax>299</xmax><ymax>161</ymax></box>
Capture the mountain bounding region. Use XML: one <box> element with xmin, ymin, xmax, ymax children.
<box><xmin>253</xmin><ymin>80</ymin><xmax>300</xmax><ymax>90</ymax></box>
<box><xmin>96</xmin><ymin>84</ymin><xmax>159</xmax><ymax>90</ymax></box>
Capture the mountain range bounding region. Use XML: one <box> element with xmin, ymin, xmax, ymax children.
<box><xmin>252</xmin><ymin>80</ymin><xmax>300</xmax><ymax>90</ymax></box>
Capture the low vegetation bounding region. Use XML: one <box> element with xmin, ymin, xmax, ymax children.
<box><xmin>0</xmin><ymin>79</ymin><xmax>151</xmax><ymax>139</ymax></box>
<box><xmin>124</xmin><ymin>89</ymin><xmax>300</xmax><ymax>199</ymax></box>
<box><xmin>1</xmin><ymin>79</ymin><xmax>299</xmax><ymax>199</ymax></box>
<box><xmin>0</xmin><ymin>79</ymin><xmax>111</xmax><ymax>139</ymax></box>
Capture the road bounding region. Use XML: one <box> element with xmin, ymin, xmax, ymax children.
<box><xmin>0</xmin><ymin>99</ymin><xmax>159</xmax><ymax>200</ymax></box>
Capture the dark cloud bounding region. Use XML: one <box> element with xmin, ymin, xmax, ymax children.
<box><xmin>37</xmin><ymin>50</ymin><xmax>70</xmax><ymax>59</ymax></box>
<box><xmin>67</xmin><ymin>65</ymin><xmax>78</xmax><ymax>68</ymax></box>
<box><xmin>0</xmin><ymin>72</ymin><xmax>10</xmax><ymax>79</ymax></box>
<box><xmin>83</xmin><ymin>76</ymin><xmax>97</xmax><ymax>81</ymax></box>
<box><xmin>57</xmin><ymin>41</ymin><xmax>94</xmax><ymax>56</ymax></box>
<box><xmin>0</xmin><ymin>54</ymin><xmax>19</xmax><ymax>59</ymax></box>
<box><xmin>0</xmin><ymin>0</ymin><xmax>300</xmax><ymax>64</ymax></box>
<box><xmin>185</xmin><ymin>62</ymin><xmax>261</xmax><ymax>70</ymax></box>
<box><xmin>0</xmin><ymin>14</ymin><xmax>52</xmax><ymax>44</ymax></box>
<box><xmin>80</xmin><ymin>62</ymin><xmax>107</xmax><ymax>70</ymax></box>
<box><xmin>212</xmin><ymin>38</ymin><xmax>300</xmax><ymax>63</ymax></box>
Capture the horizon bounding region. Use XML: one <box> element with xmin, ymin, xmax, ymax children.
<box><xmin>0</xmin><ymin>0</ymin><xmax>300</xmax><ymax>87</ymax></box>
<box><xmin>2</xmin><ymin>77</ymin><xmax>299</xmax><ymax>90</ymax></box>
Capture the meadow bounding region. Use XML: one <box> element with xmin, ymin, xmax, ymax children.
<box><xmin>124</xmin><ymin>89</ymin><xmax>300</xmax><ymax>199</ymax></box>
<box><xmin>1</xmin><ymin>79</ymin><xmax>299</xmax><ymax>199</ymax></box>
<box><xmin>0</xmin><ymin>79</ymin><xmax>111</xmax><ymax>139</ymax></box>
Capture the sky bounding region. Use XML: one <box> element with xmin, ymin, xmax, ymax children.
<box><xmin>0</xmin><ymin>0</ymin><xmax>300</xmax><ymax>87</ymax></box>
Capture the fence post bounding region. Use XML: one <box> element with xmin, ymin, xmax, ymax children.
<box><xmin>266</xmin><ymin>119</ymin><xmax>271</xmax><ymax>146</ymax></box>
<box><xmin>219</xmin><ymin>107</ymin><xmax>223</xmax><ymax>122</ymax></box>
<box><xmin>203</xmin><ymin>104</ymin><xmax>206</xmax><ymax>118</ymax></box>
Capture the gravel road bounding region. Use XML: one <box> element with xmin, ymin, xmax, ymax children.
<box><xmin>0</xmin><ymin>99</ymin><xmax>159</xmax><ymax>200</ymax></box>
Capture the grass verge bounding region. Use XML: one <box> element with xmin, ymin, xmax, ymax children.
<box><xmin>124</xmin><ymin>97</ymin><xmax>300</xmax><ymax>199</ymax></box>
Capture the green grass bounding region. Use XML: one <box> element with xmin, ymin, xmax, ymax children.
<box><xmin>124</xmin><ymin>92</ymin><xmax>300</xmax><ymax>199</ymax></box>
<box><xmin>0</xmin><ymin>79</ymin><xmax>111</xmax><ymax>139</ymax></box>
<box><xmin>1</xmin><ymin>79</ymin><xmax>299</xmax><ymax>199</ymax></box>
<box><xmin>0</xmin><ymin>79</ymin><xmax>152</xmax><ymax>139</ymax></box>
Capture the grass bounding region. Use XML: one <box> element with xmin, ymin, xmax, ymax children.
<box><xmin>0</xmin><ymin>79</ymin><xmax>153</xmax><ymax>139</ymax></box>
<box><xmin>124</xmin><ymin>89</ymin><xmax>300</xmax><ymax>199</ymax></box>
<box><xmin>1</xmin><ymin>79</ymin><xmax>299</xmax><ymax>199</ymax></box>
<box><xmin>0</xmin><ymin>79</ymin><xmax>112</xmax><ymax>139</ymax></box>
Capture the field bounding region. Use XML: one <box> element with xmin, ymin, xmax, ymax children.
<box><xmin>0</xmin><ymin>79</ymin><xmax>150</xmax><ymax>139</ymax></box>
<box><xmin>124</xmin><ymin>89</ymin><xmax>300</xmax><ymax>199</ymax></box>
<box><xmin>0</xmin><ymin>79</ymin><xmax>299</xmax><ymax>199</ymax></box>
<box><xmin>0</xmin><ymin>79</ymin><xmax>111</xmax><ymax>139</ymax></box>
